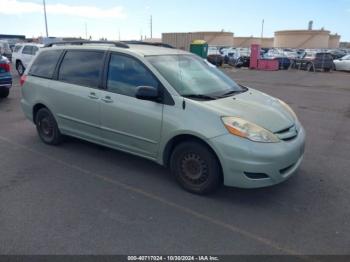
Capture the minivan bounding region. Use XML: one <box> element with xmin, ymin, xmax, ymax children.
<box><xmin>21</xmin><ymin>41</ymin><xmax>306</xmax><ymax>194</ymax></box>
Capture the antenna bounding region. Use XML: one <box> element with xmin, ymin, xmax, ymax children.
<box><xmin>261</xmin><ymin>19</ymin><xmax>264</xmax><ymax>39</ymax></box>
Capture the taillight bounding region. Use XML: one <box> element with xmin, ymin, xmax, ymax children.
<box><xmin>0</xmin><ymin>63</ymin><xmax>10</xmax><ymax>72</ymax></box>
<box><xmin>20</xmin><ymin>75</ymin><xmax>27</xmax><ymax>87</ymax></box>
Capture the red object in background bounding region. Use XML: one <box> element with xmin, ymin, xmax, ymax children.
<box><xmin>250</xmin><ymin>44</ymin><xmax>279</xmax><ymax>71</ymax></box>
<box><xmin>258</xmin><ymin>59</ymin><xmax>279</xmax><ymax>71</ymax></box>
<box><xmin>0</xmin><ymin>62</ymin><xmax>10</xmax><ymax>72</ymax></box>
<box><xmin>250</xmin><ymin>44</ymin><xmax>260</xmax><ymax>69</ymax></box>
<box><xmin>20</xmin><ymin>75</ymin><xmax>27</xmax><ymax>86</ymax></box>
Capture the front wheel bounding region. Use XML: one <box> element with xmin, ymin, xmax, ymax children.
<box><xmin>35</xmin><ymin>108</ymin><xmax>62</xmax><ymax>145</ymax></box>
<box><xmin>170</xmin><ymin>141</ymin><xmax>222</xmax><ymax>194</ymax></box>
<box><xmin>0</xmin><ymin>88</ymin><xmax>9</xmax><ymax>98</ymax></box>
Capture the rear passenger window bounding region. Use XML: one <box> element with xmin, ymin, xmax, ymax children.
<box><xmin>29</xmin><ymin>50</ymin><xmax>62</xmax><ymax>79</ymax></box>
<box><xmin>107</xmin><ymin>54</ymin><xmax>158</xmax><ymax>97</ymax></box>
<box><xmin>22</xmin><ymin>46</ymin><xmax>32</xmax><ymax>55</ymax></box>
<box><xmin>58</xmin><ymin>51</ymin><xmax>104</xmax><ymax>88</ymax></box>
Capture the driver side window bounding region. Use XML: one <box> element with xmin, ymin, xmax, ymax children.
<box><xmin>107</xmin><ymin>54</ymin><xmax>158</xmax><ymax>98</ymax></box>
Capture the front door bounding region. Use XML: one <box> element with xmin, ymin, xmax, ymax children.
<box><xmin>100</xmin><ymin>53</ymin><xmax>163</xmax><ymax>159</ymax></box>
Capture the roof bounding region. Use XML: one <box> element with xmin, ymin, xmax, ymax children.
<box><xmin>44</xmin><ymin>42</ymin><xmax>189</xmax><ymax>57</ymax></box>
<box><xmin>126</xmin><ymin>44</ymin><xmax>188</xmax><ymax>56</ymax></box>
<box><xmin>15</xmin><ymin>43</ymin><xmax>44</xmax><ymax>47</ymax></box>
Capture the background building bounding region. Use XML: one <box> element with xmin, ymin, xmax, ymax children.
<box><xmin>162</xmin><ymin>31</ymin><xmax>234</xmax><ymax>50</ymax></box>
<box><xmin>274</xmin><ymin>30</ymin><xmax>340</xmax><ymax>49</ymax></box>
<box><xmin>162</xmin><ymin>25</ymin><xmax>341</xmax><ymax>49</ymax></box>
<box><xmin>233</xmin><ymin>37</ymin><xmax>274</xmax><ymax>48</ymax></box>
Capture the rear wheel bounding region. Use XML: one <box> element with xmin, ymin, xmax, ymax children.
<box><xmin>16</xmin><ymin>61</ymin><xmax>25</xmax><ymax>76</ymax></box>
<box><xmin>170</xmin><ymin>141</ymin><xmax>222</xmax><ymax>194</ymax></box>
<box><xmin>0</xmin><ymin>88</ymin><xmax>9</xmax><ymax>98</ymax></box>
<box><xmin>35</xmin><ymin>108</ymin><xmax>62</xmax><ymax>145</ymax></box>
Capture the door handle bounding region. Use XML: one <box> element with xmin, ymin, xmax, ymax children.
<box><xmin>88</xmin><ymin>92</ymin><xmax>99</xmax><ymax>100</ymax></box>
<box><xmin>101</xmin><ymin>96</ymin><xmax>114</xmax><ymax>103</ymax></box>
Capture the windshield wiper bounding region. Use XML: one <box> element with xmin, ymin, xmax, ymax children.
<box><xmin>182</xmin><ymin>94</ymin><xmax>217</xmax><ymax>100</ymax></box>
<box><xmin>218</xmin><ymin>90</ymin><xmax>245</xmax><ymax>98</ymax></box>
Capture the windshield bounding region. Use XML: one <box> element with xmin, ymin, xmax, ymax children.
<box><xmin>147</xmin><ymin>54</ymin><xmax>245</xmax><ymax>98</ymax></box>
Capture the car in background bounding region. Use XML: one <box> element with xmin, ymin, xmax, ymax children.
<box><xmin>328</xmin><ymin>49</ymin><xmax>347</xmax><ymax>60</ymax></box>
<box><xmin>333</xmin><ymin>54</ymin><xmax>350</xmax><ymax>71</ymax></box>
<box><xmin>12</xmin><ymin>43</ymin><xmax>43</xmax><ymax>75</ymax></box>
<box><xmin>293</xmin><ymin>52</ymin><xmax>334</xmax><ymax>72</ymax></box>
<box><xmin>0</xmin><ymin>55</ymin><xmax>12</xmax><ymax>98</ymax></box>
<box><xmin>263</xmin><ymin>53</ymin><xmax>291</xmax><ymax>70</ymax></box>
<box><xmin>207</xmin><ymin>46</ymin><xmax>224</xmax><ymax>66</ymax></box>
<box><xmin>220</xmin><ymin>47</ymin><xmax>237</xmax><ymax>64</ymax></box>
<box><xmin>0</xmin><ymin>41</ymin><xmax>12</xmax><ymax>61</ymax></box>
<box><xmin>227</xmin><ymin>49</ymin><xmax>251</xmax><ymax>68</ymax></box>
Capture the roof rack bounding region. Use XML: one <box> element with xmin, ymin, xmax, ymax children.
<box><xmin>44</xmin><ymin>40</ymin><xmax>129</xmax><ymax>49</ymax></box>
<box><xmin>122</xmin><ymin>41</ymin><xmax>174</xmax><ymax>49</ymax></box>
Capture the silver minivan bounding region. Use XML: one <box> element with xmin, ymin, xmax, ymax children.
<box><xmin>21</xmin><ymin>41</ymin><xmax>305</xmax><ymax>194</ymax></box>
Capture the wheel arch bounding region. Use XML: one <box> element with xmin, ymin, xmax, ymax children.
<box><xmin>162</xmin><ymin>134</ymin><xmax>223</xmax><ymax>171</ymax></box>
<box><xmin>33</xmin><ymin>103</ymin><xmax>49</xmax><ymax>124</ymax></box>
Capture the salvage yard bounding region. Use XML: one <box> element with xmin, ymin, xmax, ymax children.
<box><xmin>1</xmin><ymin>68</ymin><xmax>350</xmax><ymax>255</ymax></box>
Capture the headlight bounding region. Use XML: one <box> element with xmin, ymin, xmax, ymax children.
<box><xmin>221</xmin><ymin>117</ymin><xmax>280</xmax><ymax>143</ymax></box>
<box><xmin>278</xmin><ymin>99</ymin><xmax>298</xmax><ymax>121</ymax></box>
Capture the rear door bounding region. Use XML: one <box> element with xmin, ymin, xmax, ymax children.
<box><xmin>52</xmin><ymin>50</ymin><xmax>105</xmax><ymax>141</ymax></box>
<box><xmin>21</xmin><ymin>46</ymin><xmax>33</xmax><ymax>68</ymax></box>
<box><xmin>99</xmin><ymin>53</ymin><xmax>163</xmax><ymax>159</ymax></box>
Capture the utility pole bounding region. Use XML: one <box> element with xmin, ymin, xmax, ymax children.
<box><xmin>43</xmin><ymin>0</ymin><xmax>49</xmax><ymax>37</ymax></box>
<box><xmin>150</xmin><ymin>15</ymin><xmax>153</xmax><ymax>39</ymax></box>
<box><xmin>85</xmin><ymin>23</ymin><xmax>88</xmax><ymax>40</ymax></box>
<box><xmin>261</xmin><ymin>19</ymin><xmax>264</xmax><ymax>39</ymax></box>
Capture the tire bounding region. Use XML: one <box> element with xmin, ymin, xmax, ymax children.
<box><xmin>0</xmin><ymin>88</ymin><xmax>9</xmax><ymax>98</ymax></box>
<box><xmin>306</xmin><ymin>63</ymin><xmax>315</xmax><ymax>72</ymax></box>
<box><xmin>16</xmin><ymin>61</ymin><xmax>25</xmax><ymax>76</ymax></box>
<box><xmin>35</xmin><ymin>108</ymin><xmax>62</xmax><ymax>145</ymax></box>
<box><xmin>170</xmin><ymin>141</ymin><xmax>222</xmax><ymax>194</ymax></box>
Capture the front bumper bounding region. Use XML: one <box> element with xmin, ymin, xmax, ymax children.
<box><xmin>209</xmin><ymin>126</ymin><xmax>306</xmax><ymax>188</ymax></box>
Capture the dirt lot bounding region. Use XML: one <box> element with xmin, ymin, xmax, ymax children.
<box><xmin>0</xmin><ymin>68</ymin><xmax>350</xmax><ymax>255</ymax></box>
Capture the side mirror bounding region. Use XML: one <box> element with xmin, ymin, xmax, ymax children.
<box><xmin>135</xmin><ymin>86</ymin><xmax>160</xmax><ymax>102</ymax></box>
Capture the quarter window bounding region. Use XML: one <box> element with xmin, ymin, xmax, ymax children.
<box><xmin>14</xmin><ymin>45</ymin><xmax>22</xmax><ymax>53</ymax></box>
<box><xmin>58</xmin><ymin>51</ymin><xmax>104</xmax><ymax>88</ymax></box>
<box><xmin>29</xmin><ymin>50</ymin><xmax>63</xmax><ymax>79</ymax></box>
<box><xmin>107</xmin><ymin>54</ymin><xmax>158</xmax><ymax>97</ymax></box>
<box><xmin>22</xmin><ymin>46</ymin><xmax>32</xmax><ymax>55</ymax></box>
<box><xmin>32</xmin><ymin>46</ymin><xmax>39</xmax><ymax>55</ymax></box>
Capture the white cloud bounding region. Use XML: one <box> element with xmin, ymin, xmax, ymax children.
<box><xmin>0</xmin><ymin>0</ymin><xmax>127</xmax><ymax>19</ymax></box>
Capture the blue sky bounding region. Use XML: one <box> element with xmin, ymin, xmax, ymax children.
<box><xmin>1</xmin><ymin>0</ymin><xmax>350</xmax><ymax>41</ymax></box>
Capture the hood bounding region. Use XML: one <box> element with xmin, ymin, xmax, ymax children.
<box><xmin>204</xmin><ymin>89</ymin><xmax>295</xmax><ymax>133</ymax></box>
